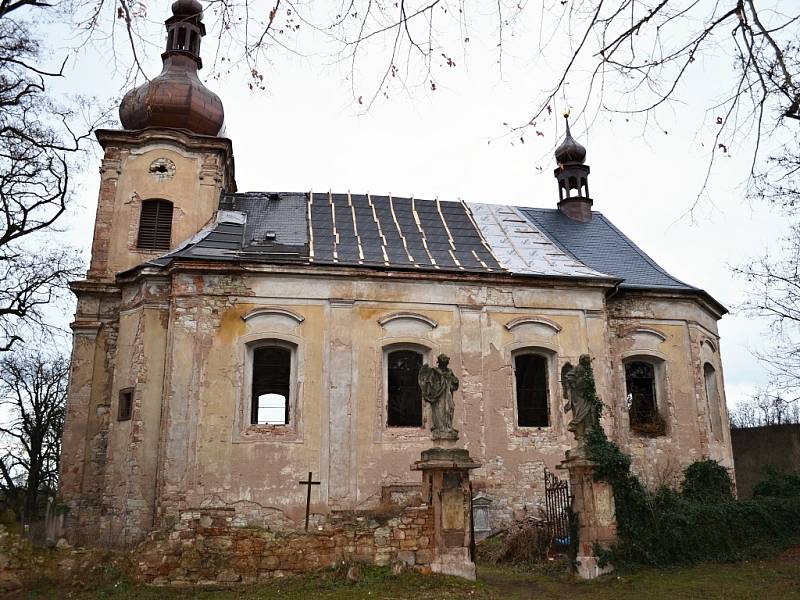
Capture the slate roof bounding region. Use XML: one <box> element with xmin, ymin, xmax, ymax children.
<box><xmin>141</xmin><ymin>190</ymin><xmax>724</xmax><ymax>312</ymax></box>
<box><xmin>520</xmin><ymin>208</ymin><xmax>697</xmax><ymax>291</ymax></box>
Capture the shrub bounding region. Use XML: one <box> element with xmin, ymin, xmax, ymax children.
<box><xmin>752</xmin><ymin>468</ymin><xmax>800</xmax><ymax>499</ymax></box>
<box><xmin>478</xmin><ymin>519</ymin><xmax>553</xmax><ymax>565</ymax></box>
<box><xmin>681</xmin><ymin>459</ymin><xmax>733</xmax><ymax>503</ymax></box>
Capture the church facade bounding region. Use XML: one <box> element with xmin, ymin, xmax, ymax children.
<box><xmin>59</xmin><ymin>1</ymin><xmax>733</xmax><ymax>549</ymax></box>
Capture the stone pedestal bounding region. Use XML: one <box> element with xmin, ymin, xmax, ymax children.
<box><xmin>559</xmin><ymin>449</ymin><xmax>617</xmax><ymax>579</ymax></box>
<box><xmin>412</xmin><ymin>448</ymin><xmax>481</xmax><ymax>580</ymax></box>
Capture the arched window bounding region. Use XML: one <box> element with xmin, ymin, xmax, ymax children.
<box><xmin>514</xmin><ymin>353</ymin><xmax>550</xmax><ymax>427</ymax></box>
<box><xmin>625</xmin><ymin>360</ymin><xmax>666</xmax><ymax>435</ymax></box>
<box><xmin>386</xmin><ymin>348</ymin><xmax>424</xmax><ymax>427</ymax></box>
<box><xmin>251</xmin><ymin>345</ymin><xmax>292</xmax><ymax>425</ymax></box>
<box><xmin>137</xmin><ymin>199</ymin><xmax>173</xmax><ymax>251</ymax></box>
<box><xmin>704</xmin><ymin>363</ymin><xmax>723</xmax><ymax>440</ymax></box>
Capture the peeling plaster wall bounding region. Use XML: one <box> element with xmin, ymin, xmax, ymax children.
<box><xmin>61</xmin><ymin>270</ymin><xmax>733</xmax><ymax>546</ymax></box>
<box><xmin>607</xmin><ymin>293</ymin><xmax>734</xmax><ymax>490</ymax></box>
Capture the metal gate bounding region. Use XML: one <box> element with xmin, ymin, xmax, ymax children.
<box><xmin>544</xmin><ymin>468</ymin><xmax>572</xmax><ymax>547</ymax></box>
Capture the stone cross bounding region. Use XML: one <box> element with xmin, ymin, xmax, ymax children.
<box><xmin>298</xmin><ymin>471</ymin><xmax>320</xmax><ymax>531</ymax></box>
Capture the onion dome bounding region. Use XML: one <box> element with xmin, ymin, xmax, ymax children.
<box><xmin>119</xmin><ymin>1</ymin><xmax>225</xmax><ymax>136</ymax></box>
<box><xmin>171</xmin><ymin>0</ymin><xmax>203</xmax><ymax>17</ymax></box>
<box><xmin>554</xmin><ymin>114</ymin><xmax>586</xmax><ymax>165</ymax></box>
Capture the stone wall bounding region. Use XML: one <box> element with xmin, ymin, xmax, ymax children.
<box><xmin>134</xmin><ymin>506</ymin><xmax>435</xmax><ymax>585</ymax></box>
<box><xmin>731</xmin><ymin>424</ymin><xmax>800</xmax><ymax>498</ymax></box>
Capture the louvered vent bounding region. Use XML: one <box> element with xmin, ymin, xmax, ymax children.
<box><xmin>137</xmin><ymin>199</ymin><xmax>173</xmax><ymax>251</ymax></box>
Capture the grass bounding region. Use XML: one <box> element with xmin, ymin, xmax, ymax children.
<box><xmin>12</xmin><ymin>547</ymin><xmax>800</xmax><ymax>600</ymax></box>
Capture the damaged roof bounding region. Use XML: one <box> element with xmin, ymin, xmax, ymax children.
<box><xmin>144</xmin><ymin>191</ymin><xmax>723</xmax><ymax>311</ymax></box>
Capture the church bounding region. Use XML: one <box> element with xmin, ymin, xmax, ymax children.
<box><xmin>59</xmin><ymin>0</ymin><xmax>733</xmax><ymax>551</ymax></box>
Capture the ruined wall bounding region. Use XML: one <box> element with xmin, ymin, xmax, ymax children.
<box><xmin>134</xmin><ymin>505</ymin><xmax>434</xmax><ymax>585</ymax></box>
<box><xmin>62</xmin><ymin>267</ymin><xmax>730</xmax><ymax>547</ymax></box>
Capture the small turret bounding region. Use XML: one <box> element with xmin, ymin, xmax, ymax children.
<box><xmin>554</xmin><ymin>113</ymin><xmax>592</xmax><ymax>222</ymax></box>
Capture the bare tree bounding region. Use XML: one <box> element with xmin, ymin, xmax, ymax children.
<box><xmin>73</xmin><ymin>1</ymin><xmax>797</xmax><ymax>195</ymax></box>
<box><xmin>0</xmin><ymin>350</ymin><xmax>68</xmax><ymax>523</ymax></box>
<box><xmin>729</xmin><ymin>390</ymin><xmax>800</xmax><ymax>429</ymax></box>
<box><xmin>733</xmin><ymin>218</ymin><xmax>800</xmax><ymax>406</ymax></box>
<box><xmin>0</xmin><ymin>1</ymin><xmax>105</xmax><ymax>351</ymax></box>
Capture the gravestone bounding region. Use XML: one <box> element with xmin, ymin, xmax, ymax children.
<box><xmin>471</xmin><ymin>493</ymin><xmax>492</xmax><ymax>542</ymax></box>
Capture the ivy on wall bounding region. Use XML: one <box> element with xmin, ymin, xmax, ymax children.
<box><xmin>573</xmin><ymin>355</ymin><xmax>800</xmax><ymax>568</ymax></box>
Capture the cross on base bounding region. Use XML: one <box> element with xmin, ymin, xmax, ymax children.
<box><xmin>298</xmin><ymin>471</ymin><xmax>320</xmax><ymax>531</ymax></box>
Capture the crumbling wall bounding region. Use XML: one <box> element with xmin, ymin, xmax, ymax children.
<box><xmin>606</xmin><ymin>292</ymin><xmax>732</xmax><ymax>489</ymax></box>
<box><xmin>134</xmin><ymin>505</ymin><xmax>434</xmax><ymax>585</ymax></box>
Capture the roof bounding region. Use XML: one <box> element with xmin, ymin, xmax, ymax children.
<box><xmin>141</xmin><ymin>191</ymin><xmax>724</xmax><ymax>313</ymax></box>
<box><xmin>520</xmin><ymin>208</ymin><xmax>697</xmax><ymax>292</ymax></box>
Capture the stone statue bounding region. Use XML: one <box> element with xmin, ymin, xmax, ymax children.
<box><xmin>418</xmin><ymin>354</ymin><xmax>459</xmax><ymax>441</ymax></box>
<box><xmin>561</xmin><ymin>355</ymin><xmax>597</xmax><ymax>443</ymax></box>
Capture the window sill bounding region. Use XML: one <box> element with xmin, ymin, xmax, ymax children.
<box><xmin>234</xmin><ymin>424</ymin><xmax>302</xmax><ymax>443</ymax></box>
<box><xmin>511</xmin><ymin>426</ymin><xmax>555</xmax><ymax>437</ymax></box>
<box><xmin>376</xmin><ymin>425</ymin><xmax>431</xmax><ymax>443</ymax></box>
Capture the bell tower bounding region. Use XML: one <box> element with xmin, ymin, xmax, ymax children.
<box><xmin>86</xmin><ymin>0</ymin><xmax>236</xmax><ymax>281</ymax></box>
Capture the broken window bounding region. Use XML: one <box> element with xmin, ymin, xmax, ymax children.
<box><xmin>625</xmin><ymin>360</ymin><xmax>666</xmax><ymax>435</ymax></box>
<box><xmin>704</xmin><ymin>363</ymin><xmax>723</xmax><ymax>440</ymax></box>
<box><xmin>387</xmin><ymin>349</ymin><xmax>423</xmax><ymax>427</ymax></box>
<box><xmin>118</xmin><ymin>388</ymin><xmax>133</xmax><ymax>421</ymax></box>
<box><xmin>251</xmin><ymin>345</ymin><xmax>292</xmax><ymax>425</ymax></box>
<box><xmin>514</xmin><ymin>353</ymin><xmax>550</xmax><ymax>427</ymax></box>
<box><xmin>137</xmin><ymin>199</ymin><xmax>173</xmax><ymax>251</ymax></box>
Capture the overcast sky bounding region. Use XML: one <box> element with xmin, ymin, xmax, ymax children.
<box><xmin>50</xmin><ymin>2</ymin><xmax>791</xmax><ymax>410</ymax></box>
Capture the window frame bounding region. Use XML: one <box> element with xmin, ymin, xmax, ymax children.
<box><xmin>136</xmin><ymin>198</ymin><xmax>174</xmax><ymax>252</ymax></box>
<box><xmin>512</xmin><ymin>349</ymin><xmax>552</xmax><ymax>429</ymax></box>
<box><xmin>250</xmin><ymin>344</ymin><xmax>293</xmax><ymax>426</ymax></box>
<box><xmin>382</xmin><ymin>342</ymin><xmax>431</xmax><ymax>433</ymax></box>
<box><xmin>622</xmin><ymin>355</ymin><xmax>669</xmax><ymax>437</ymax></box>
<box><xmin>240</xmin><ymin>338</ymin><xmax>298</xmax><ymax>437</ymax></box>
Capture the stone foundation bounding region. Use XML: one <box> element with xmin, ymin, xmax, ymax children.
<box><xmin>134</xmin><ymin>506</ymin><xmax>435</xmax><ymax>585</ymax></box>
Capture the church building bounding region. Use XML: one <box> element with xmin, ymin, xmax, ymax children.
<box><xmin>59</xmin><ymin>0</ymin><xmax>733</xmax><ymax>549</ymax></box>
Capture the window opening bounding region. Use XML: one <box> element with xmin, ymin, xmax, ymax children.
<box><xmin>387</xmin><ymin>349</ymin><xmax>423</xmax><ymax>427</ymax></box>
<box><xmin>118</xmin><ymin>389</ymin><xmax>133</xmax><ymax>421</ymax></box>
<box><xmin>515</xmin><ymin>353</ymin><xmax>550</xmax><ymax>427</ymax></box>
<box><xmin>625</xmin><ymin>361</ymin><xmax>665</xmax><ymax>435</ymax></box>
<box><xmin>251</xmin><ymin>346</ymin><xmax>291</xmax><ymax>425</ymax></box>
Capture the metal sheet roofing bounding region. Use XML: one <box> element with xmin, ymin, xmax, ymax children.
<box><xmin>142</xmin><ymin>191</ymin><xmax>721</xmax><ymax>311</ymax></box>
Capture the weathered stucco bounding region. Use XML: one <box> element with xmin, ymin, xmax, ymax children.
<box><xmin>60</xmin><ymin>263</ymin><xmax>733</xmax><ymax>548</ymax></box>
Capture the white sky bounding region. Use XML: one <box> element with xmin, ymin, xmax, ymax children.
<box><xmin>46</xmin><ymin>2</ymin><xmax>790</xmax><ymax>410</ymax></box>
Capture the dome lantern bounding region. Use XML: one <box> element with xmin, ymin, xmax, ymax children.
<box><xmin>553</xmin><ymin>113</ymin><xmax>592</xmax><ymax>222</ymax></box>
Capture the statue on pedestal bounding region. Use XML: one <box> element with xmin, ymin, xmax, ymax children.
<box><xmin>418</xmin><ymin>354</ymin><xmax>459</xmax><ymax>441</ymax></box>
<box><xmin>561</xmin><ymin>355</ymin><xmax>598</xmax><ymax>443</ymax></box>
